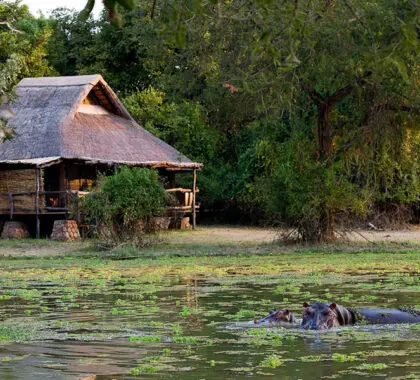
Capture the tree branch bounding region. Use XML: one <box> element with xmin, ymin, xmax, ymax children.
<box><xmin>328</xmin><ymin>71</ymin><xmax>372</xmax><ymax>105</ymax></box>
<box><xmin>301</xmin><ymin>84</ymin><xmax>324</xmax><ymax>104</ymax></box>
<box><xmin>372</xmin><ymin>104</ymin><xmax>417</xmax><ymax>113</ymax></box>
<box><xmin>327</xmin><ymin>83</ymin><xmax>354</xmax><ymax>105</ymax></box>
<box><xmin>0</xmin><ymin>22</ymin><xmax>23</xmax><ymax>34</ymax></box>
<box><xmin>150</xmin><ymin>0</ymin><xmax>157</xmax><ymax>19</ymax></box>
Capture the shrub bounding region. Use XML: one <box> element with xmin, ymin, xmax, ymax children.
<box><xmin>82</xmin><ymin>167</ymin><xmax>166</xmax><ymax>246</ymax></box>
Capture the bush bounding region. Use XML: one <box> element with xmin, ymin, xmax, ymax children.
<box><xmin>242</xmin><ymin>130</ymin><xmax>372</xmax><ymax>241</ymax></box>
<box><xmin>82</xmin><ymin>167</ymin><xmax>166</xmax><ymax>246</ymax></box>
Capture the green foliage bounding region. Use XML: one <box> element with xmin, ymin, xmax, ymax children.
<box><xmin>122</xmin><ymin>87</ymin><xmax>218</xmax><ymax>161</ymax></box>
<box><xmin>0</xmin><ymin>1</ymin><xmax>54</xmax><ymax>136</ymax></box>
<box><xmin>47</xmin><ymin>6</ymin><xmax>159</xmax><ymax>92</ymax></box>
<box><xmin>79</xmin><ymin>0</ymin><xmax>135</xmax><ymax>27</ymax></box>
<box><xmin>268</xmin><ymin>130</ymin><xmax>372</xmax><ymax>240</ymax></box>
<box><xmin>82</xmin><ymin>167</ymin><xmax>166</xmax><ymax>243</ymax></box>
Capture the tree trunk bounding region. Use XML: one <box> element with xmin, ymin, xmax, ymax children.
<box><xmin>318</xmin><ymin>206</ymin><xmax>335</xmax><ymax>241</ymax></box>
<box><xmin>303</xmin><ymin>77</ymin><xmax>369</xmax><ymax>241</ymax></box>
<box><xmin>316</xmin><ymin>101</ymin><xmax>335</xmax><ymax>240</ymax></box>
<box><xmin>317</xmin><ymin>101</ymin><xmax>332</xmax><ymax>163</ymax></box>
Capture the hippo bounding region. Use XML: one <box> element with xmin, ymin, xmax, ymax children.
<box><xmin>301</xmin><ymin>302</ymin><xmax>420</xmax><ymax>330</ymax></box>
<box><xmin>254</xmin><ymin>309</ymin><xmax>298</xmax><ymax>327</ymax></box>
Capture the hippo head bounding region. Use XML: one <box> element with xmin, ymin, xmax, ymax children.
<box><xmin>301</xmin><ymin>302</ymin><xmax>340</xmax><ymax>330</ymax></box>
<box><xmin>254</xmin><ymin>309</ymin><xmax>296</xmax><ymax>326</ymax></box>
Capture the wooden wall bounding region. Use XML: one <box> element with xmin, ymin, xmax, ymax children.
<box><xmin>0</xmin><ymin>168</ymin><xmax>44</xmax><ymax>210</ymax></box>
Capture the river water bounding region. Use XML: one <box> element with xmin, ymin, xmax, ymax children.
<box><xmin>0</xmin><ymin>266</ymin><xmax>418</xmax><ymax>379</ymax></box>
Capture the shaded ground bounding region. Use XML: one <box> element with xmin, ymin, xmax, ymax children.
<box><xmin>0</xmin><ymin>225</ymin><xmax>419</xmax><ymax>258</ymax></box>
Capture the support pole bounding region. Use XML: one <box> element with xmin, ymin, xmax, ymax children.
<box><xmin>192</xmin><ymin>168</ymin><xmax>197</xmax><ymax>230</ymax></box>
<box><xmin>8</xmin><ymin>193</ymin><xmax>13</xmax><ymax>220</ymax></box>
<box><xmin>35</xmin><ymin>167</ymin><xmax>40</xmax><ymax>239</ymax></box>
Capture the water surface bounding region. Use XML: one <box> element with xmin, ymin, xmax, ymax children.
<box><xmin>0</xmin><ymin>259</ymin><xmax>418</xmax><ymax>379</ymax></box>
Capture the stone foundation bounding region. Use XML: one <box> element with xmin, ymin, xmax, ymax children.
<box><xmin>51</xmin><ymin>220</ymin><xmax>80</xmax><ymax>241</ymax></box>
<box><xmin>150</xmin><ymin>216</ymin><xmax>171</xmax><ymax>230</ymax></box>
<box><xmin>180</xmin><ymin>217</ymin><xmax>192</xmax><ymax>229</ymax></box>
<box><xmin>1</xmin><ymin>221</ymin><xmax>29</xmax><ymax>239</ymax></box>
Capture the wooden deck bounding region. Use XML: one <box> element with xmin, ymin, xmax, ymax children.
<box><xmin>0</xmin><ymin>190</ymin><xmax>74</xmax><ymax>217</ymax></box>
<box><xmin>0</xmin><ymin>188</ymin><xmax>200</xmax><ymax>217</ymax></box>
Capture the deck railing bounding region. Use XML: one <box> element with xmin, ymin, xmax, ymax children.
<box><xmin>0</xmin><ymin>190</ymin><xmax>84</xmax><ymax>218</ymax></box>
<box><xmin>165</xmin><ymin>187</ymin><xmax>200</xmax><ymax>212</ymax></box>
<box><xmin>0</xmin><ymin>188</ymin><xmax>199</xmax><ymax>219</ymax></box>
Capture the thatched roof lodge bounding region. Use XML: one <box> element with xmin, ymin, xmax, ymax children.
<box><xmin>0</xmin><ymin>75</ymin><xmax>202</xmax><ymax>237</ymax></box>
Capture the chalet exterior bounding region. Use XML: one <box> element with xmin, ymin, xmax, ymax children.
<box><xmin>0</xmin><ymin>75</ymin><xmax>202</xmax><ymax>237</ymax></box>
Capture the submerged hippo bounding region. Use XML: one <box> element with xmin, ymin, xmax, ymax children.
<box><xmin>254</xmin><ymin>309</ymin><xmax>298</xmax><ymax>327</ymax></box>
<box><xmin>301</xmin><ymin>302</ymin><xmax>420</xmax><ymax>330</ymax></box>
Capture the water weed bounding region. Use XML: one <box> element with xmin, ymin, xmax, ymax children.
<box><xmin>259</xmin><ymin>354</ymin><xmax>283</xmax><ymax>368</ymax></box>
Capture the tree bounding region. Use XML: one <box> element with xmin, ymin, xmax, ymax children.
<box><xmin>79</xmin><ymin>0</ymin><xmax>135</xmax><ymax>26</ymax></box>
<box><xmin>0</xmin><ymin>0</ymin><xmax>55</xmax><ymax>138</ymax></box>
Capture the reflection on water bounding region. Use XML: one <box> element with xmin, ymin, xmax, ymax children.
<box><xmin>0</xmin><ymin>273</ymin><xmax>419</xmax><ymax>379</ymax></box>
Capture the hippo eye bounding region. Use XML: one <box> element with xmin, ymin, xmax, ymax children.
<box><xmin>323</xmin><ymin>311</ymin><xmax>329</xmax><ymax>316</ymax></box>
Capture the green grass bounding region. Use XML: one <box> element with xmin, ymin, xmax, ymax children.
<box><xmin>1</xmin><ymin>229</ymin><xmax>419</xmax><ymax>261</ymax></box>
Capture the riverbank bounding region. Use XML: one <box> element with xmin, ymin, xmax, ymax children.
<box><xmin>0</xmin><ymin>225</ymin><xmax>419</xmax><ymax>258</ymax></box>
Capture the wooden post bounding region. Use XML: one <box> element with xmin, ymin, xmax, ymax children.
<box><xmin>35</xmin><ymin>167</ymin><xmax>40</xmax><ymax>239</ymax></box>
<box><xmin>59</xmin><ymin>163</ymin><xmax>66</xmax><ymax>208</ymax></box>
<box><xmin>8</xmin><ymin>193</ymin><xmax>13</xmax><ymax>220</ymax></box>
<box><xmin>192</xmin><ymin>168</ymin><xmax>197</xmax><ymax>229</ymax></box>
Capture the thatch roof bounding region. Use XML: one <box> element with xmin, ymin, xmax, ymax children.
<box><xmin>0</xmin><ymin>75</ymin><xmax>202</xmax><ymax>169</ymax></box>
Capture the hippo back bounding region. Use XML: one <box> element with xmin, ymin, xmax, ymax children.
<box><xmin>359</xmin><ymin>308</ymin><xmax>420</xmax><ymax>324</ymax></box>
<box><xmin>334</xmin><ymin>304</ymin><xmax>357</xmax><ymax>326</ymax></box>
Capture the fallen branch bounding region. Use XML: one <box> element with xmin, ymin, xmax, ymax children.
<box><xmin>352</xmin><ymin>229</ymin><xmax>374</xmax><ymax>244</ymax></box>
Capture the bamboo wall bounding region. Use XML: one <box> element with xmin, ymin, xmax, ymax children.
<box><xmin>0</xmin><ymin>169</ymin><xmax>44</xmax><ymax>210</ymax></box>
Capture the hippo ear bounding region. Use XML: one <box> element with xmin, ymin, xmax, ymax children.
<box><xmin>303</xmin><ymin>302</ymin><xmax>309</xmax><ymax>308</ymax></box>
<box><xmin>329</xmin><ymin>302</ymin><xmax>337</xmax><ymax>310</ymax></box>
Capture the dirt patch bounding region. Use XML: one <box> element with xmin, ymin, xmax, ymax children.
<box><xmin>0</xmin><ymin>241</ymin><xmax>89</xmax><ymax>258</ymax></box>
<box><xmin>164</xmin><ymin>226</ymin><xmax>279</xmax><ymax>245</ymax></box>
<box><xmin>346</xmin><ymin>225</ymin><xmax>420</xmax><ymax>243</ymax></box>
<box><xmin>164</xmin><ymin>225</ymin><xmax>420</xmax><ymax>245</ymax></box>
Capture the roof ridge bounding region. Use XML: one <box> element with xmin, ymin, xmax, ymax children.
<box><xmin>17</xmin><ymin>74</ymin><xmax>102</xmax><ymax>88</ymax></box>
